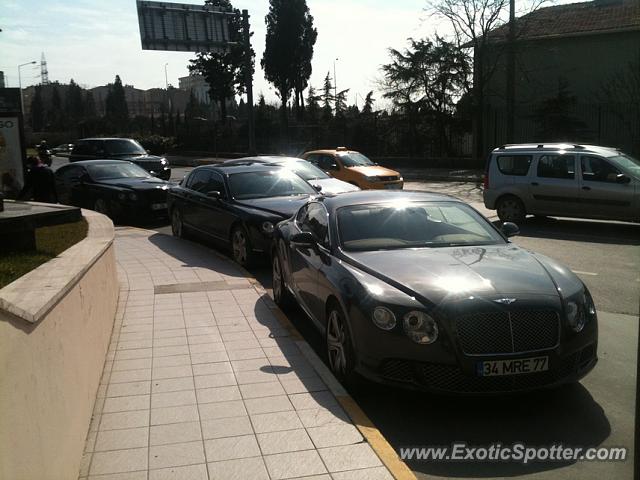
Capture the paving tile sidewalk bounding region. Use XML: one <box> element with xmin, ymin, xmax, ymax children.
<box><xmin>79</xmin><ymin>227</ymin><xmax>394</xmax><ymax>480</ymax></box>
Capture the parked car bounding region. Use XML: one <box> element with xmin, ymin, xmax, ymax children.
<box><xmin>168</xmin><ymin>163</ymin><xmax>318</xmax><ymax>267</ymax></box>
<box><xmin>54</xmin><ymin>160</ymin><xmax>170</xmax><ymax>220</ymax></box>
<box><xmin>51</xmin><ymin>143</ymin><xmax>74</xmax><ymax>156</ymax></box>
<box><xmin>301</xmin><ymin>148</ymin><xmax>403</xmax><ymax>190</ymax></box>
<box><xmin>271</xmin><ymin>190</ymin><xmax>598</xmax><ymax>393</ymax></box>
<box><xmin>483</xmin><ymin>143</ymin><xmax>640</xmax><ymax>223</ymax></box>
<box><xmin>224</xmin><ymin>156</ymin><xmax>360</xmax><ymax>194</ymax></box>
<box><xmin>69</xmin><ymin>138</ymin><xmax>171</xmax><ymax>180</ymax></box>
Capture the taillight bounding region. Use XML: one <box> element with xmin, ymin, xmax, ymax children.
<box><xmin>483</xmin><ymin>172</ymin><xmax>489</xmax><ymax>190</ymax></box>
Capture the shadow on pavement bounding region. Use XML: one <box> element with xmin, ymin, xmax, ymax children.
<box><xmin>517</xmin><ymin>217</ymin><xmax>640</xmax><ymax>246</ymax></box>
<box><xmin>351</xmin><ymin>380</ymin><xmax>610</xmax><ymax>478</ymax></box>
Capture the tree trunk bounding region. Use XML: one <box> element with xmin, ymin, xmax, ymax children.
<box><xmin>472</xmin><ymin>47</ymin><xmax>486</xmax><ymax>163</ymax></box>
<box><xmin>219</xmin><ymin>97</ymin><xmax>227</xmax><ymax>123</ymax></box>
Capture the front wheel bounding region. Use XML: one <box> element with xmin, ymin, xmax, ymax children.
<box><xmin>231</xmin><ymin>226</ymin><xmax>254</xmax><ymax>268</ymax></box>
<box><xmin>171</xmin><ymin>208</ymin><xmax>185</xmax><ymax>238</ymax></box>
<box><xmin>496</xmin><ymin>196</ymin><xmax>526</xmax><ymax>223</ymax></box>
<box><xmin>326</xmin><ymin>304</ymin><xmax>357</xmax><ymax>385</ymax></box>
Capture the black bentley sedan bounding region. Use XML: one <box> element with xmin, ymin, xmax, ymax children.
<box><xmin>271</xmin><ymin>190</ymin><xmax>598</xmax><ymax>394</ymax></box>
<box><xmin>55</xmin><ymin>160</ymin><xmax>170</xmax><ymax>220</ymax></box>
<box><xmin>168</xmin><ymin>163</ymin><xmax>318</xmax><ymax>266</ymax></box>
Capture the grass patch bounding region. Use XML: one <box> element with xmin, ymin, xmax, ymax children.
<box><xmin>0</xmin><ymin>219</ymin><xmax>88</xmax><ymax>289</ymax></box>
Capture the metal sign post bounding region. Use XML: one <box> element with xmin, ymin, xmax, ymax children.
<box><xmin>0</xmin><ymin>89</ymin><xmax>27</xmax><ymax>196</ymax></box>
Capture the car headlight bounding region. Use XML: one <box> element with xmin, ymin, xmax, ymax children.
<box><xmin>261</xmin><ymin>221</ymin><xmax>275</xmax><ymax>234</ymax></box>
<box><xmin>566</xmin><ymin>291</ymin><xmax>595</xmax><ymax>333</ymax></box>
<box><xmin>403</xmin><ymin>311</ymin><xmax>438</xmax><ymax>344</ymax></box>
<box><xmin>365</xmin><ymin>176</ymin><xmax>380</xmax><ymax>182</ymax></box>
<box><xmin>117</xmin><ymin>192</ymin><xmax>126</xmax><ymax>201</ymax></box>
<box><xmin>372</xmin><ymin>306</ymin><xmax>396</xmax><ymax>330</ymax></box>
<box><xmin>128</xmin><ymin>192</ymin><xmax>138</xmax><ymax>201</ymax></box>
<box><xmin>160</xmin><ymin>158</ymin><xmax>167</xmax><ymax>165</ymax></box>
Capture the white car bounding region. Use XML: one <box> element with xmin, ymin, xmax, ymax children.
<box><xmin>224</xmin><ymin>156</ymin><xmax>360</xmax><ymax>195</ymax></box>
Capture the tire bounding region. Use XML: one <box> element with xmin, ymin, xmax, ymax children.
<box><xmin>94</xmin><ymin>198</ymin><xmax>111</xmax><ymax>218</ymax></box>
<box><xmin>272</xmin><ymin>252</ymin><xmax>292</xmax><ymax>308</ymax></box>
<box><xmin>171</xmin><ymin>208</ymin><xmax>185</xmax><ymax>238</ymax></box>
<box><xmin>326</xmin><ymin>302</ymin><xmax>357</xmax><ymax>385</ymax></box>
<box><xmin>230</xmin><ymin>225</ymin><xmax>255</xmax><ymax>268</ymax></box>
<box><xmin>496</xmin><ymin>196</ymin><xmax>526</xmax><ymax>224</ymax></box>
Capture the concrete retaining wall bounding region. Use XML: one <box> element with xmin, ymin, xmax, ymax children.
<box><xmin>0</xmin><ymin>209</ymin><xmax>118</xmax><ymax>480</ymax></box>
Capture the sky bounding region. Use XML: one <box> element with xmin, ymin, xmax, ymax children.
<box><xmin>0</xmin><ymin>0</ymin><xmax>572</xmax><ymax>106</ymax></box>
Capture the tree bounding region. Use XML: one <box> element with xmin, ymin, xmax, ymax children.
<box><xmin>65</xmin><ymin>79</ymin><xmax>84</xmax><ymax>125</ymax></box>
<box><xmin>362</xmin><ymin>91</ymin><xmax>375</xmax><ymax>114</ymax></box>
<box><xmin>321</xmin><ymin>72</ymin><xmax>334</xmax><ymax>120</ymax></box>
<box><xmin>49</xmin><ymin>83</ymin><xmax>62</xmax><ymax>130</ymax></box>
<box><xmin>334</xmin><ymin>89</ymin><xmax>350</xmax><ymax>117</ymax></box>
<box><xmin>84</xmin><ymin>91</ymin><xmax>96</xmax><ymax>118</ymax></box>
<box><xmin>30</xmin><ymin>85</ymin><xmax>44</xmax><ymax>131</ymax></box>
<box><xmin>189</xmin><ymin>0</ymin><xmax>252</xmax><ymax>122</ymax></box>
<box><xmin>262</xmin><ymin>0</ymin><xmax>317</xmax><ymax>124</ymax></box>
<box><xmin>305</xmin><ymin>86</ymin><xmax>321</xmax><ymax>122</ymax></box>
<box><xmin>533</xmin><ymin>78</ymin><xmax>585</xmax><ymax>141</ymax></box>
<box><xmin>105</xmin><ymin>75</ymin><xmax>128</xmax><ymax>130</ymax></box>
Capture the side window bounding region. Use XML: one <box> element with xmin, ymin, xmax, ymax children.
<box><xmin>72</xmin><ymin>142</ymin><xmax>90</xmax><ymax>155</ymax></box>
<box><xmin>318</xmin><ymin>155</ymin><xmax>338</xmax><ymax>171</ymax></box>
<box><xmin>205</xmin><ymin>172</ymin><xmax>226</xmax><ymax>197</ymax></box>
<box><xmin>496</xmin><ymin>155</ymin><xmax>532</xmax><ymax>176</ymax></box>
<box><xmin>300</xmin><ymin>203</ymin><xmax>329</xmax><ymax>247</ymax></box>
<box><xmin>537</xmin><ymin>154</ymin><xmax>575</xmax><ymax>179</ymax></box>
<box><xmin>58</xmin><ymin>166</ymin><xmax>84</xmax><ymax>186</ymax></box>
<box><xmin>186</xmin><ymin>170</ymin><xmax>211</xmax><ymax>193</ymax></box>
<box><xmin>295</xmin><ymin>205</ymin><xmax>309</xmax><ymax>224</ymax></box>
<box><xmin>306</xmin><ymin>154</ymin><xmax>320</xmax><ymax>166</ymax></box>
<box><xmin>581</xmin><ymin>156</ymin><xmax>620</xmax><ymax>183</ymax></box>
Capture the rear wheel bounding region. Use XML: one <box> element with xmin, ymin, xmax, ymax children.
<box><xmin>171</xmin><ymin>208</ymin><xmax>185</xmax><ymax>238</ymax></box>
<box><xmin>94</xmin><ymin>198</ymin><xmax>111</xmax><ymax>218</ymax></box>
<box><xmin>496</xmin><ymin>196</ymin><xmax>526</xmax><ymax>223</ymax></box>
<box><xmin>272</xmin><ymin>252</ymin><xmax>292</xmax><ymax>308</ymax></box>
<box><xmin>326</xmin><ymin>303</ymin><xmax>357</xmax><ymax>385</ymax></box>
<box><xmin>231</xmin><ymin>226</ymin><xmax>254</xmax><ymax>268</ymax></box>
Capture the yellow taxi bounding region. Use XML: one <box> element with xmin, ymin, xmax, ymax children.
<box><xmin>301</xmin><ymin>148</ymin><xmax>403</xmax><ymax>190</ymax></box>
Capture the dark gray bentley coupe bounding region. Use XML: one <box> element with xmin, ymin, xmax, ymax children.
<box><xmin>271</xmin><ymin>190</ymin><xmax>598</xmax><ymax>394</ymax></box>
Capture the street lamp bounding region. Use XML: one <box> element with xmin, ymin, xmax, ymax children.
<box><xmin>164</xmin><ymin>62</ymin><xmax>169</xmax><ymax>90</ymax></box>
<box><xmin>18</xmin><ymin>61</ymin><xmax>37</xmax><ymax>114</ymax></box>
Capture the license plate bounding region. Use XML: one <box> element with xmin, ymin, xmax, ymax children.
<box><xmin>384</xmin><ymin>183</ymin><xmax>402</xmax><ymax>190</ymax></box>
<box><xmin>477</xmin><ymin>356</ymin><xmax>549</xmax><ymax>376</ymax></box>
<box><xmin>151</xmin><ymin>203</ymin><xmax>167</xmax><ymax>211</ymax></box>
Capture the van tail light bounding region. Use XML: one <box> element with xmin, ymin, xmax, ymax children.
<box><xmin>483</xmin><ymin>172</ymin><xmax>489</xmax><ymax>190</ymax></box>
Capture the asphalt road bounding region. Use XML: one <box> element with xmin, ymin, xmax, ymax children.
<box><xmin>53</xmin><ymin>157</ymin><xmax>638</xmax><ymax>479</ymax></box>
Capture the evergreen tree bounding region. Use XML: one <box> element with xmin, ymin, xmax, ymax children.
<box><xmin>362</xmin><ymin>91</ymin><xmax>375</xmax><ymax>114</ymax></box>
<box><xmin>105</xmin><ymin>75</ymin><xmax>129</xmax><ymax>130</ymax></box>
<box><xmin>305</xmin><ymin>86</ymin><xmax>320</xmax><ymax>122</ymax></box>
<box><xmin>49</xmin><ymin>83</ymin><xmax>62</xmax><ymax>130</ymax></box>
<box><xmin>321</xmin><ymin>72</ymin><xmax>334</xmax><ymax>120</ymax></box>
<box><xmin>65</xmin><ymin>79</ymin><xmax>85</xmax><ymax>124</ymax></box>
<box><xmin>84</xmin><ymin>91</ymin><xmax>97</xmax><ymax>118</ymax></box>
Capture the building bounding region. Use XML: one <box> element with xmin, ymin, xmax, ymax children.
<box><xmin>0</xmin><ymin>72</ymin><xmax>5</xmax><ymax>89</ymax></box>
<box><xmin>479</xmin><ymin>0</ymin><xmax>640</xmax><ymax>152</ymax></box>
<box><xmin>178</xmin><ymin>74</ymin><xmax>211</xmax><ymax>105</ymax></box>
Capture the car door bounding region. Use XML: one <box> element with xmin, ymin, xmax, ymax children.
<box><xmin>193</xmin><ymin>170</ymin><xmax>236</xmax><ymax>240</ymax></box>
<box><xmin>579</xmin><ymin>154</ymin><xmax>635</xmax><ymax>220</ymax></box>
<box><xmin>181</xmin><ymin>169</ymin><xmax>211</xmax><ymax>230</ymax></box>
<box><xmin>55</xmin><ymin>165</ymin><xmax>87</xmax><ymax>206</ymax></box>
<box><xmin>530</xmin><ymin>153</ymin><xmax>581</xmax><ymax>216</ymax></box>
<box><xmin>288</xmin><ymin>203</ymin><xmax>329</xmax><ymax>320</ymax></box>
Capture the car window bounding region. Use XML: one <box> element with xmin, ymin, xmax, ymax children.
<box><xmin>337</xmin><ymin>201</ymin><xmax>504</xmax><ymax>251</ymax></box>
<box><xmin>228</xmin><ymin>170</ymin><xmax>317</xmax><ymax>199</ymax></box>
<box><xmin>72</xmin><ymin>142</ymin><xmax>90</xmax><ymax>155</ymax></box>
<box><xmin>536</xmin><ymin>154</ymin><xmax>576</xmax><ymax>179</ymax></box>
<box><xmin>205</xmin><ymin>172</ymin><xmax>226</xmax><ymax>197</ymax></box>
<box><xmin>338</xmin><ymin>152</ymin><xmax>375</xmax><ymax>167</ymax></box>
<box><xmin>496</xmin><ymin>155</ymin><xmax>532</xmax><ymax>176</ymax></box>
<box><xmin>318</xmin><ymin>155</ymin><xmax>339</xmax><ymax>171</ymax></box>
<box><xmin>275</xmin><ymin>160</ymin><xmax>329</xmax><ymax>180</ymax></box>
<box><xmin>187</xmin><ymin>169</ymin><xmax>212</xmax><ymax>193</ymax></box>
<box><xmin>105</xmin><ymin>139</ymin><xmax>146</xmax><ymax>155</ymax></box>
<box><xmin>86</xmin><ymin>163</ymin><xmax>151</xmax><ymax>180</ymax></box>
<box><xmin>299</xmin><ymin>202</ymin><xmax>329</xmax><ymax>247</ymax></box>
<box><xmin>57</xmin><ymin>165</ymin><xmax>85</xmax><ymax>185</ymax></box>
<box><xmin>581</xmin><ymin>156</ymin><xmax>621</xmax><ymax>183</ymax></box>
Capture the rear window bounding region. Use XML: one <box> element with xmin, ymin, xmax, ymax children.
<box><xmin>496</xmin><ymin>155</ymin><xmax>532</xmax><ymax>176</ymax></box>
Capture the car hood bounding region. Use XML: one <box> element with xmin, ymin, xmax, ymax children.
<box><xmin>343</xmin><ymin>244</ymin><xmax>577</xmax><ymax>306</ymax></box>
<box><xmin>346</xmin><ymin>165</ymin><xmax>399</xmax><ymax>177</ymax></box>
<box><xmin>116</xmin><ymin>154</ymin><xmax>164</xmax><ymax>164</ymax></box>
<box><xmin>235</xmin><ymin>195</ymin><xmax>312</xmax><ymax>218</ymax></box>
<box><xmin>97</xmin><ymin>177</ymin><xmax>170</xmax><ymax>191</ymax></box>
<box><xmin>310</xmin><ymin>177</ymin><xmax>360</xmax><ymax>194</ymax></box>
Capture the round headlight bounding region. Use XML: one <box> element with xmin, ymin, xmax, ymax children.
<box><xmin>403</xmin><ymin>311</ymin><xmax>438</xmax><ymax>344</ymax></box>
<box><xmin>372</xmin><ymin>306</ymin><xmax>396</xmax><ymax>330</ymax></box>
<box><xmin>117</xmin><ymin>192</ymin><xmax>126</xmax><ymax>201</ymax></box>
<box><xmin>262</xmin><ymin>221</ymin><xmax>275</xmax><ymax>234</ymax></box>
<box><xmin>128</xmin><ymin>192</ymin><xmax>138</xmax><ymax>201</ymax></box>
<box><xmin>160</xmin><ymin>158</ymin><xmax>167</xmax><ymax>165</ymax></box>
<box><xmin>566</xmin><ymin>301</ymin><xmax>585</xmax><ymax>333</ymax></box>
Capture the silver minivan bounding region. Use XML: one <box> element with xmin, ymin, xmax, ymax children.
<box><xmin>483</xmin><ymin>144</ymin><xmax>640</xmax><ymax>223</ymax></box>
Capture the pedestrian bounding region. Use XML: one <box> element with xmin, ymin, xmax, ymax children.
<box><xmin>37</xmin><ymin>140</ymin><xmax>52</xmax><ymax>166</ymax></box>
<box><xmin>18</xmin><ymin>156</ymin><xmax>58</xmax><ymax>203</ymax></box>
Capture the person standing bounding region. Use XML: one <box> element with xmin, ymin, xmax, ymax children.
<box><xmin>18</xmin><ymin>156</ymin><xmax>58</xmax><ymax>203</ymax></box>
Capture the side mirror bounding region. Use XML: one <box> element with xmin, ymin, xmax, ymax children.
<box><xmin>206</xmin><ymin>190</ymin><xmax>222</xmax><ymax>199</ymax></box>
<box><xmin>290</xmin><ymin>231</ymin><xmax>316</xmax><ymax>249</ymax></box>
<box><xmin>501</xmin><ymin>221</ymin><xmax>520</xmax><ymax>238</ymax></box>
<box><xmin>313</xmin><ymin>184</ymin><xmax>322</xmax><ymax>192</ymax></box>
<box><xmin>616</xmin><ymin>173</ymin><xmax>631</xmax><ymax>184</ymax></box>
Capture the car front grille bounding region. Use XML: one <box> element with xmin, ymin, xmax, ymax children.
<box><xmin>379</xmin><ymin>175</ymin><xmax>399</xmax><ymax>182</ymax></box>
<box><xmin>456</xmin><ymin>310</ymin><xmax>559</xmax><ymax>355</ymax></box>
<box><xmin>378</xmin><ymin>343</ymin><xmax>595</xmax><ymax>393</ymax></box>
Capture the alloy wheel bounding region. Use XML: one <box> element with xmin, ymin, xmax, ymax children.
<box><xmin>497</xmin><ymin>197</ymin><xmax>525</xmax><ymax>223</ymax></box>
<box><xmin>232</xmin><ymin>229</ymin><xmax>247</xmax><ymax>265</ymax></box>
<box><xmin>272</xmin><ymin>255</ymin><xmax>283</xmax><ymax>302</ymax></box>
<box><xmin>327</xmin><ymin>310</ymin><xmax>347</xmax><ymax>375</ymax></box>
<box><xmin>171</xmin><ymin>209</ymin><xmax>183</xmax><ymax>238</ymax></box>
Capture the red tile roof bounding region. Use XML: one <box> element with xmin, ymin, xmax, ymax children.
<box><xmin>490</xmin><ymin>0</ymin><xmax>640</xmax><ymax>42</ymax></box>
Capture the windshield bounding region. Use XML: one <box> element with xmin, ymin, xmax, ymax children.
<box><xmin>105</xmin><ymin>139</ymin><xmax>147</xmax><ymax>156</ymax></box>
<box><xmin>610</xmin><ymin>153</ymin><xmax>640</xmax><ymax>176</ymax></box>
<box><xmin>87</xmin><ymin>163</ymin><xmax>151</xmax><ymax>180</ymax></box>
<box><xmin>339</xmin><ymin>152</ymin><xmax>375</xmax><ymax>167</ymax></box>
<box><xmin>337</xmin><ymin>201</ymin><xmax>505</xmax><ymax>251</ymax></box>
<box><xmin>274</xmin><ymin>160</ymin><xmax>329</xmax><ymax>180</ymax></box>
<box><xmin>228</xmin><ymin>170</ymin><xmax>317</xmax><ymax>200</ymax></box>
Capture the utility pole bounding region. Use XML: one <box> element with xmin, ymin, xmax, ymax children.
<box><xmin>506</xmin><ymin>0</ymin><xmax>516</xmax><ymax>143</ymax></box>
<box><xmin>18</xmin><ymin>61</ymin><xmax>36</xmax><ymax>115</ymax></box>
<box><xmin>242</xmin><ymin>9</ymin><xmax>256</xmax><ymax>155</ymax></box>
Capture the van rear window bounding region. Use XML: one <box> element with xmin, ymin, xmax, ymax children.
<box><xmin>497</xmin><ymin>155</ymin><xmax>532</xmax><ymax>176</ymax></box>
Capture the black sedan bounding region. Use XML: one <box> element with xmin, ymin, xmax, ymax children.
<box><xmin>271</xmin><ymin>190</ymin><xmax>598</xmax><ymax>394</ymax></box>
<box><xmin>55</xmin><ymin>160</ymin><xmax>170</xmax><ymax>220</ymax></box>
<box><xmin>168</xmin><ymin>164</ymin><xmax>318</xmax><ymax>267</ymax></box>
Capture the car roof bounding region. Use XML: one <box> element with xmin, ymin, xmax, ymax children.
<box><xmin>76</xmin><ymin>137</ymin><xmax>136</xmax><ymax>142</ymax></box>
<box><xmin>225</xmin><ymin>156</ymin><xmax>304</xmax><ymax>165</ymax></box>
<box><xmin>318</xmin><ymin>190</ymin><xmax>461</xmax><ymax>212</ymax></box>
<box><xmin>304</xmin><ymin>148</ymin><xmax>358</xmax><ymax>155</ymax></box>
<box><xmin>492</xmin><ymin>143</ymin><xmax>620</xmax><ymax>157</ymax></box>
<box><xmin>191</xmin><ymin>163</ymin><xmax>286</xmax><ymax>175</ymax></box>
<box><xmin>61</xmin><ymin>159</ymin><xmax>134</xmax><ymax>167</ymax></box>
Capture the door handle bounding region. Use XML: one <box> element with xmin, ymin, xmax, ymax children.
<box><xmin>582</xmin><ymin>186</ymin><xmax>591</xmax><ymax>191</ymax></box>
<box><xmin>531</xmin><ymin>182</ymin><xmax>539</xmax><ymax>186</ymax></box>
